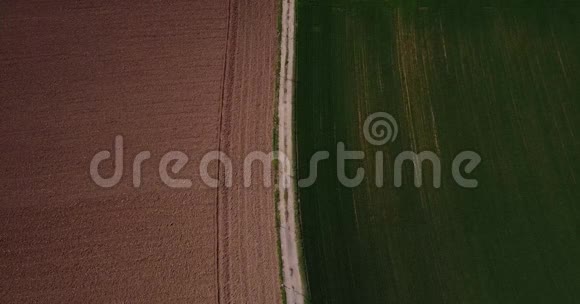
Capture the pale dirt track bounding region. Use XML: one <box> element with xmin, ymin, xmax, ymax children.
<box><xmin>277</xmin><ymin>0</ymin><xmax>305</xmax><ymax>302</ymax></box>
<box><xmin>0</xmin><ymin>0</ymin><xmax>280</xmax><ymax>303</ymax></box>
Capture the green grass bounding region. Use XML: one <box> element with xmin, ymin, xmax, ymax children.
<box><xmin>295</xmin><ymin>2</ymin><xmax>580</xmax><ymax>303</ymax></box>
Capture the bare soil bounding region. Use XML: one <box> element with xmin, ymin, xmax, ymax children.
<box><xmin>0</xmin><ymin>0</ymin><xmax>280</xmax><ymax>303</ymax></box>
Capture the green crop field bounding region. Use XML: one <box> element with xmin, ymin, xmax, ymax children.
<box><xmin>294</xmin><ymin>1</ymin><xmax>580</xmax><ymax>303</ymax></box>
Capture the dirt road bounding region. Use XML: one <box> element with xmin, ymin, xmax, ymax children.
<box><xmin>277</xmin><ymin>0</ymin><xmax>306</xmax><ymax>302</ymax></box>
<box><xmin>0</xmin><ymin>0</ymin><xmax>279</xmax><ymax>302</ymax></box>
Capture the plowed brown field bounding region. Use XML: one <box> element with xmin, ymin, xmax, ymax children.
<box><xmin>0</xmin><ymin>0</ymin><xmax>280</xmax><ymax>303</ymax></box>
